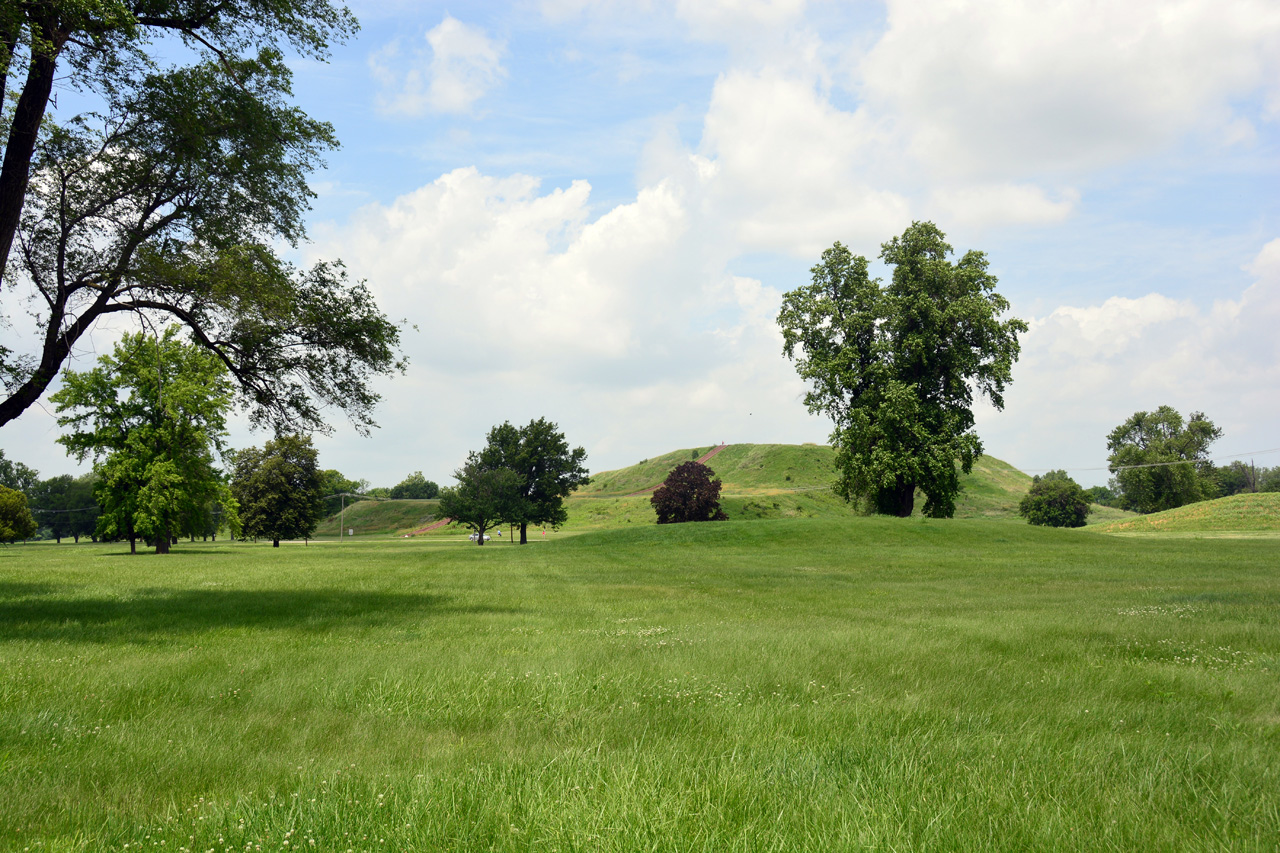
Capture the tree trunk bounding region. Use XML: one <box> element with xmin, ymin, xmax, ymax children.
<box><xmin>273</xmin><ymin>538</ymin><xmax>280</xmax><ymax>547</ymax></box>
<box><xmin>875</xmin><ymin>479</ymin><xmax>915</xmax><ymax>517</ymax></box>
<box><xmin>520</xmin><ymin>522</ymin><xmax>528</xmax><ymax>544</ymax></box>
<box><xmin>155</xmin><ymin>533</ymin><xmax>170</xmax><ymax>555</ymax></box>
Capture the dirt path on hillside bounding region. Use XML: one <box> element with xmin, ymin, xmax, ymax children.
<box><xmin>622</xmin><ymin>443</ymin><xmax>729</xmax><ymax>497</ymax></box>
<box><xmin>411</xmin><ymin>517</ymin><xmax>452</xmax><ymax>535</ymax></box>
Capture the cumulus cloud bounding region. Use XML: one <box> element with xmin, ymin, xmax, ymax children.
<box><xmin>860</xmin><ymin>0</ymin><xmax>1280</xmax><ymax>178</ymax></box>
<box><xmin>369</xmin><ymin>15</ymin><xmax>506</xmax><ymax>116</ymax></box>
<box><xmin>695</xmin><ymin>69</ymin><xmax>911</xmax><ymax>255</ymax></box>
<box><xmin>977</xmin><ymin>238</ymin><xmax>1280</xmax><ymax>483</ymax></box>
<box><xmin>305</xmin><ymin>163</ymin><xmax>830</xmax><ymax>474</ymax></box>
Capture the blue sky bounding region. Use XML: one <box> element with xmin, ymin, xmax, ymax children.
<box><xmin>6</xmin><ymin>0</ymin><xmax>1280</xmax><ymax>489</ymax></box>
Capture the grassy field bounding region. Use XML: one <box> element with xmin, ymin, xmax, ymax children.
<box><xmin>3</xmin><ymin>519</ymin><xmax>1278</xmax><ymax>851</ymax></box>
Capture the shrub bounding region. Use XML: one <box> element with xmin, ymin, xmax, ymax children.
<box><xmin>1019</xmin><ymin>471</ymin><xmax>1091</xmax><ymax>528</ymax></box>
<box><xmin>651</xmin><ymin>462</ymin><xmax>728</xmax><ymax>524</ymax></box>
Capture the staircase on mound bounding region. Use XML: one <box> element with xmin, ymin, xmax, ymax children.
<box><xmin>623</xmin><ymin>443</ymin><xmax>728</xmax><ymax>497</ymax></box>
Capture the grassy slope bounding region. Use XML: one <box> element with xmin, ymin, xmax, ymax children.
<box><xmin>313</xmin><ymin>499</ymin><xmax>441</xmax><ymax>537</ymax></box>
<box><xmin>1091</xmin><ymin>492</ymin><xmax>1280</xmax><ymax>534</ymax></box>
<box><xmin>2</xmin><ymin>521</ymin><xmax>1278</xmax><ymax>851</ymax></box>
<box><xmin>568</xmin><ymin>444</ymin><xmax>1047</xmax><ymax>530</ymax></box>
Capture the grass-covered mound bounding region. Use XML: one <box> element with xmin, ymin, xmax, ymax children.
<box><xmin>321</xmin><ymin>445</ymin><xmax>1122</xmax><ymax>537</ymax></box>
<box><xmin>581</xmin><ymin>443</ymin><xmax>844</xmax><ymax>496</ymax></box>
<box><xmin>314</xmin><ymin>497</ymin><xmax>440</xmax><ymax>537</ymax></box>
<box><xmin>3</xmin><ymin>519</ymin><xmax>1278</xmax><ymax>850</ymax></box>
<box><xmin>571</xmin><ymin>444</ymin><xmax>1043</xmax><ymax>527</ymax></box>
<box><xmin>1091</xmin><ymin>492</ymin><xmax>1280</xmax><ymax>534</ymax></box>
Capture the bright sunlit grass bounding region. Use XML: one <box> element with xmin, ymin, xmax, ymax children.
<box><xmin>2</xmin><ymin>518</ymin><xmax>1277</xmax><ymax>851</ymax></box>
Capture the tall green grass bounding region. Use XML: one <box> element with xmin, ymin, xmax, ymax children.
<box><xmin>1093</xmin><ymin>492</ymin><xmax>1280</xmax><ymax>535</ymax></box>
<box><xmin>2</xmin><ymin>519</ymin><xmax>1277</xmax><ymax>850</ymax></box>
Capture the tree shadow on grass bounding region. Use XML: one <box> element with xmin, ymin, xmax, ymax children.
<box><xmin>0</xmin><ymin>582</ymin><xmax>510</xmax><ymax>643</ymax></box>
<box><xmin>0</xmin><ymin>581</ymin><xmax>58</xmax><ymax>598</ymax></box>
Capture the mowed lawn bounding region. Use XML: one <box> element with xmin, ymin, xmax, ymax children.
<box><xmin>1</xmin><ymin>520</ymin><xmax>1277</xmax><ymax>851</ymax></box>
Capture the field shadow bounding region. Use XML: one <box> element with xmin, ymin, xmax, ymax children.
<box><xmin>0</xmin><ymin>581</ymin><xmax>59</xmax><ymax>598</ymax></box>
<box><xmin>0</xmin><ymin>584</ymin><xmax>505</xmax><ymax>643</ymax></box>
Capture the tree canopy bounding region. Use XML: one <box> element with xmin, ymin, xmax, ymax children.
<box><xmin>29</xmin><ymin>473</ymin><xmax>99</xmax><ymax>543</ymax></box>
<box><xmin>231</xmin><ymin>434</ymin><xmax>326</xmax><ymax>547</ymax></box>
<box><xmin>1107</xmin><ymin>406</ymin><xmax>1221</xmax><ymax>514</ymax></box>
<box><xmin>0</xmin><ymin>1</ymin><xmax>405</xmax><ymax>435</ymax></box>
<box><xmin>651</xmin><ymin>461</ymin><xmax>728</xmax><ymax>524</ymax></box>
<box><xmin>437</xmin><ymin>461</ymin><xmax>523</xmax><ymax>546</ymax></box>
<box><xmin>0</xmin><ymin>483</ymin><xmax>38</xmax><ymax>542</ymax></box>
<box><xmin>1018</xmin><ymin>470</ymin><xmax>1091</xmax><ymax>528</ymax></box>
<box><xmin>51</xmin><ymin>326</ymin><xmax>237</xmax><ymax>553</ymax></box>
<box><xmin>390</xmin><ymin>471</ymin><xmax>439</xmax><ymax>500</ymax></box>
<box><xmin>778</xmin><ymin>222</ymin><xmax>1026</xmax><ymax>517</ymax></box>
<box><xmin>0</xmin><ymin>449</ymin><xmax>38</xmax><ymax>495</ymax></box>
<box><xmin>477</xmin><ymin>418</ymin><xmax>589</xmax><ymax>543</ymax></box>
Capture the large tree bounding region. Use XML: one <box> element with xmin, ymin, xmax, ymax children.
<box><xmin>0</xmin><ymin>2</ymin><xmax>404</xmax><ymax>435</ymax></box>
<box><xmin>477</xmin><ymin>418</ymin><xmax>590</xmax><ymax>543</ymax></box>
<box><xmin>436</xmin><ymin>461</ymin><xmax>523</xmax><ymax>546</ymax></box>
<box><xmin>1107</xmin><ymin>406</ymin><xmax>1220</xmax><ymax>514</ymax></box>
<box><xmin>51</xmin><ymin>326</ymin><xmax>236</xmax><ymax>553</ymax></box>
<box><xmin>230</xmin><ymin>434</ymin><xmax>326</xmax><ymax>546</ymax></box>
<box><xmin>778</xmin><ymin>222</ymin><xmax>1026</xmax><ymax>517</ymax></box>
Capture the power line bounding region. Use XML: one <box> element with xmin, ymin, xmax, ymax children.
<box><xmin>1018</xmin><ymin>446</ymin><xmax>1280</xmax><ymax>474</ymax></box>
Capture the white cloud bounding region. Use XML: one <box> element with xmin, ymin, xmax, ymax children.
<box><xmin>304</xmin><ymin>162</ymin><xmax>831</xmax><ymax>477</ymax></box>
<box><xmin>928</xmin><ymin>183</ymin><xmax>1079</xmax><ymax>230</ymax></box>
<box><xmin>860</xmin><ymin>0</ymin><xmax>1280</xmax><ymax>178</ymax></box>
<box><xmin>977</xmin><ymin>238</ymin><xmax>1280</xmax><ymax>484</ymax></box>
<box><xmin>675</xmin><ymin>0</ymin><xmax>809</xmax><ymax>47</ymax></box>
<box><xmin>369</xmin><ymin>15</ymin><xmax>506</xmax><ymax>116</ymax></box>
<box><xmin>695</xmin><ymin>69</ymin><xmax>912</xmax><ymax>256</ymax></box>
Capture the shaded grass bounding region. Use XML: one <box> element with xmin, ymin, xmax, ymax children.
<box><xmin>2</xmin><ymin>520</ymin><xmax>1278</xmax><ymax>850</ymax></box>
